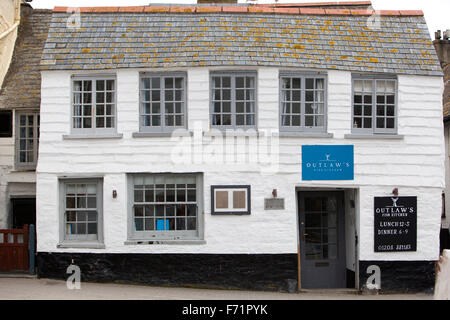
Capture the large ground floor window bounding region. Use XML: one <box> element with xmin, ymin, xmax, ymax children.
<box><xmin>127</xmin><ymin>173</ymin><xmax>203</xmax><ymax>241</ymax></box>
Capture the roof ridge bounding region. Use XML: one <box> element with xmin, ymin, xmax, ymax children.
<box><xmin>53</xmin><ymin>5</ymin><xmax>424</xmax><ymax>16</ymax></box>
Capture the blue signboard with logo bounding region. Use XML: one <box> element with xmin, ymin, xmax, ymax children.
<box><xmin>302</xmin><ymin>145</ymin><xmax>354</xmax><ymax>180</ymax></box>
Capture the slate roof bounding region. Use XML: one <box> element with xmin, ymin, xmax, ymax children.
<box><xmin>0</xmin><ymin>7</ymin><xmax>52</xmax><ymax>110</ymax></box>
<box><xmin>40</xmin><ymin>4</ymin><xmax>442</xmax><ymax>76</ymax></box>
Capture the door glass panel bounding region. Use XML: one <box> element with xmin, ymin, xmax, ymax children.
<box><xmin>303</xmin><ymin>195</ymin><xmax>339</xmax><ymax>260</ymax></box>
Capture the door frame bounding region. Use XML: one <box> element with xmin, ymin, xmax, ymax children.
<box><xmin>10</xmin><ymin>196</ymin><xmax>36</xmax><ymax>229</ymax></box>
<box><xmin>296</xmin><ymin>188</ymin><xmax>357</xmax><ymax>290</ymax></box>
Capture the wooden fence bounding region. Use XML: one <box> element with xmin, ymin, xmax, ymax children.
<box><xmin>0</xmin><ymin>225</ymin><xmax>29</xmax><ymax>272</ymax></box>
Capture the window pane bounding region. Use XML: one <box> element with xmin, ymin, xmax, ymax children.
<box><xmin>135</xmin><ymin>218</ymin><xmax>143</xmax><ymax>231</ymax></box>
<box><xmin>134</xmin><ymin>189</ymin><xmax>143</xmax><ymax>202</ymax></box>
<box><xmin>165</xmin><ymin>78</ymin><xmax>173</xmax><ymax>89</ymax></box>
<box><xmin>236</xmin><ymin>77</ymin><xmax>245</xmax><ymax>88</ymax></box>
<box><xmin>187</xmin><ymin>204</ymin><xmax>196</xmax><ymax>217</ymax></box>
<box><xmin>106</xmin><ymin>80</ymin><xmax>115</xmax><ymax>91</ymax></box>
<box><xmin>155</xmin><ymin>205</ymin><xmax>164</xmax><ymax>217</ymax></box>
<box><xmin>187</xmin><ymin>189</ymin><xmax>196</xmax><ymax>202</ymax></box>
<box><xmin>187</xmin><ymin>218</ymin><xmax>196</xmax><ymax>230</ymax></box>
<box><xmin>376</xmin><ymin>118</ymin><xmax>384</xmax><ymax>128</ymax></box>
<box><xmin>386</xmin><ymin>118</ymin><xmax>395</xmax><ymax>128</ymax></box>
<box><xmin>145</xmin><ymin>218</ymin><xmax>154</xmax><ymax>231</ymax></box>
<box><xmin>236</xmin><ymin>115</ymin><xmax>244</xmax><ymax>126</ymax></box>
<box><xmin>87</xmin><ymin>223</ymin><xmax>97</xmax><ymax>234</ymax></box>
<box><xmin>387</xmin><ymin>105</ymin><xmax>395</xmax><ymax>117</ymax></box>
<box><xmin>151</xmin><ymin>78</ymin><xmax>160</xmax><ymax>89</ymax></box>
<box><xmin>222</xmin><ymin>114</ymin><xmax>231</xmax><ymax>125</ymax></box>
<box><xmin>87</xmin><ymin>196</ymin><xmax>96</xmax><ymax>208</ymax></box>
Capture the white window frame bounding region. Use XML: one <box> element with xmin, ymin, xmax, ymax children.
<box><xmin>211</xmin><ymin>185</ymin><xmax>251</xmax><ymax>215</ymax></box>
<box><xmin>58</xmin><ymin>178</ymin><xmax>104</xmax><ymax>248</ymax></box>
<box><xmin>15</xmin><ymin>111</ymin><xmax>39</xmax><ymax>170</ymax></box>
<box><xmin>279</xmin><ymin>73</ymin><xmax>327</xmax><ymax>133</ymax></box>
<box><xmin>210</xmin><ymin>71</ymin><xmax>257</xmax><ymax>130</ymax></box>
<box><xmin>351</xmin><ymin>75</ymin><xmax>398</xmax><ymax>135</ymax></box>
<box><xmin>139</xmin><ymin>72</ymin><xmax>187</xmax><ymax>134</ymax></box>
<box><xmin>127</xmin><ymin>173</ymin><xmax>204</xmax><ymax>241</ymax></box>
<box><xmin>71</xmin><ymin>75</ymin><xmax>117</xmax><ymax>135</ymax></box>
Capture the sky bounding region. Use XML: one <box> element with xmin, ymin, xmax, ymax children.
<box><xmin>30</xmin><ymin>0</ymin><xmax>449</xmax><ymax>40</ymax></box>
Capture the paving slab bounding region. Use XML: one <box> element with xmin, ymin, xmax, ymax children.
<box><xmin>0</xmin><ymin>278</ymin><xmax>433</xmax><ymax>300</ymax></box>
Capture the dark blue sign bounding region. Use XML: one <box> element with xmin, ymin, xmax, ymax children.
<box><xmin>302</xmin><ymin>145</ymin><xmax>354</xmax><ymax>180</ymax></box>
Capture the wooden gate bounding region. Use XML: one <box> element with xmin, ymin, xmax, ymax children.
<box><xmin>0</xmin><ymin>225</ymin><xmax>29</xmax><ymax>272</ymax></box>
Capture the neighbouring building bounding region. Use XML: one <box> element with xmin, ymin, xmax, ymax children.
<box><xmin>0</xmin><ymin>3</ymin><xmax>51</xmax><ymax>230</ymax></box>
<box><xmin>0</xmin><ymin>0</ymin><xmax>23</xmax><ymax>90</ymax></box>
<box><xmin>36</xmin><ymin>1</ymin><xmax>444</xmax><ymax>293</ymax></box>
<box><xmin>434</xmin><ymin>30</ymin><xmax>450</xmax><ymax>252</ymax></box>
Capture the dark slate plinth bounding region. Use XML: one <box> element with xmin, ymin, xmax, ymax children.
<box><xmin>359</xmin><ymin>260</ymin><xmax>435</xmax><ymax>293</ymax></box>
<box><xmin>37</xmin><ymin>252</ymin><xmax>299</xmax><ymax>292</ymax></box>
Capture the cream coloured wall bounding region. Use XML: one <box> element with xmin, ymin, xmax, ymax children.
<box><xmin>0</xmin><ymin>0</ymin><xmax>21</xmax><ymax>90</ymax></box>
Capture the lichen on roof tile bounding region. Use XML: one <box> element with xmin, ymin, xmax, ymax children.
<box><xmin>39</xmin><ymin>11</ymin><xmax>442</xmax><ymax>76</ymax></box>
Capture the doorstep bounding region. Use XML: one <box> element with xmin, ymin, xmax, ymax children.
<box><xmin>298</xmin><ymin>288</ymin><xmax>359</xmax><ymax>295</ymax></box>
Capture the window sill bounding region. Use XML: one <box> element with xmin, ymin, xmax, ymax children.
<box><xmin>344</xmin><ymin>134</ymin><xmax>404</xmax><ymax>140</ymax></box>
<box><xmin>132</xmin><ymin>131</ymin><xmax>193</xmax><ymax>138</ymax></box>
<box><xmin>62</xmin><ymin>133</ymin><xmax>123</xmax><ymax>140</ymax></box>
<box><xmin>275</xmin><ymin>132</ymin><xmax>333</xmax><ymax>138</ymax></box>
<box><xmin>12</xmin><ymin>167</ymin><xmax>36</xmax><ymax>172</ymax></box>
<box><xmin>204</xmin><ymin>130</ymin><xmax>261</xmax><ymax>137</ymax></box>
<box><xmin>124</xmin><ymin>240</ymin><xmax>206</xmax><ymax>245</ymax></box>
<box><xmin>57</xmin><ymin>242</ymin><xmax>105</xmax><ymax>249</ymax></box>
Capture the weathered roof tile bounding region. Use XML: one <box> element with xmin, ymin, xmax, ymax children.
<box><xmin>0</xmin><ymin>8</ymin><xmax>52</xmax><ymax>110</ymax></box>
<box><xmin>40</xmin><ymin>9</ymin><xmax>442</xmax><ymax>76</ymax></box>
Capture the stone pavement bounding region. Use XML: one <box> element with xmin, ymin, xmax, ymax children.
<box><xmin>0</xmin><ymin>277</ymin><xmax>433</xmax><ymax>300</ymax></box>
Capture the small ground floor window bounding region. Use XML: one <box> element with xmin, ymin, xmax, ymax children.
<box><xmin>59</xmin><ymin>178</ymin><xmax>103</xmax><ymax>247</ymax></box>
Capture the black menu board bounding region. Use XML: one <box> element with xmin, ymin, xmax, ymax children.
<box><xmin>374</xmin><ymin>196</ymin><xmax>417</xmax><ymax>252</ymax></box>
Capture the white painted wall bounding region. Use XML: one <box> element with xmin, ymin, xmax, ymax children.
<box><xmin>37</xmin><ymin>68</ymin><xmax>444</xmax><ymax>262</ymax></box>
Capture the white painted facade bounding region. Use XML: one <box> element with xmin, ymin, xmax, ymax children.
<box><xmin>37</xmin><ymin>67</ymin><xmax>444</xmax><ymax>265</ymax></box>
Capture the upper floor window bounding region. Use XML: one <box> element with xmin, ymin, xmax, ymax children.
<box><xmin>15</xmin><ymin>112</ymin><xmax>39</xmax><ymax>170</ymax></box>
<box><xmin>211</xmin><ymin>72</ymin><xmax>256</xmax><ymax>129</ymax></box>
<box><xmin>139</xmin><ymin>73</ymin><xmax>186</xmax><ymax>133</ymax></box>
<box><xmin>280</xmin><ymin>74</ymin><xmax>327</xmax><ymax>132</ymax></box>
<box><xmin>352</xmin><ymin>76</ymin><xmax>397</xmax><ymax>134</ymax></box>
<box><xmin>72</xmin><ymin>76</ymin><xmax>116</xmax><ymax>134</ymax></box>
